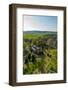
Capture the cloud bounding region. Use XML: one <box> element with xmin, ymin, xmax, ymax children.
<box><xmin>23</xmin><ymin>15</ymin><xmax>57</xmax><ymax>32</ymax></box>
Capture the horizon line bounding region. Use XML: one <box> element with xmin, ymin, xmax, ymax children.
<box><xmin>23</xmin><ymin>30</ymin><xmax>57</xmax><ymax>32</ymax></box>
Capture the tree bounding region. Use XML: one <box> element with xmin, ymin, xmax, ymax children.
<box><xmin>32</xmin><ymin>54</ymin><xmax>36</xmax><ymax>64</ymax></box>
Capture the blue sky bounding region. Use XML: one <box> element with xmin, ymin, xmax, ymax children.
<box><xmin>23</xmin><ymin>15</ymin><xmax>57</xmax><ymax>32</ymax></box>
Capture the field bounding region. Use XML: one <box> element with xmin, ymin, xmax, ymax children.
<box><xmin>23</xmin><ymin>31</ymin><xmax>57</xmax><ymax>74</ymax></box>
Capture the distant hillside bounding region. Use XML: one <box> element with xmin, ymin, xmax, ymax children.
<box><xmin>23</xmin><ymin>31</ymin><xmax>57</xmax><ymax>35</ymax></box>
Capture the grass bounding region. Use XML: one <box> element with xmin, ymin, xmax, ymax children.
<box><xmin>43</xmin><ymin>49</ymin><xmax>57</xmax><ymax>73</ymax></box>
<box><xmin>23</xmin><ymin>33</ymin><xmax>49</xmax><ymax>40</ymax></box>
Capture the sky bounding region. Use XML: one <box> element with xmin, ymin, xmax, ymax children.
<box><xmin>23</xmin><ymin>15</ymin><xmax>57</xmax><ymax>32</ymax></box>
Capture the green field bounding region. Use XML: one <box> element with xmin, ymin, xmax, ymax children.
<box><xmin>23</xmin><ymin>31</ymin><xmax>57</xmax><ymax>74</ymax></box>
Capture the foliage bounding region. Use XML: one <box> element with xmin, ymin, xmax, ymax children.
<box><xmin>23</xmin><ymin>31</ymin><xmax>57</xmax><ymax>74</ymax></box>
